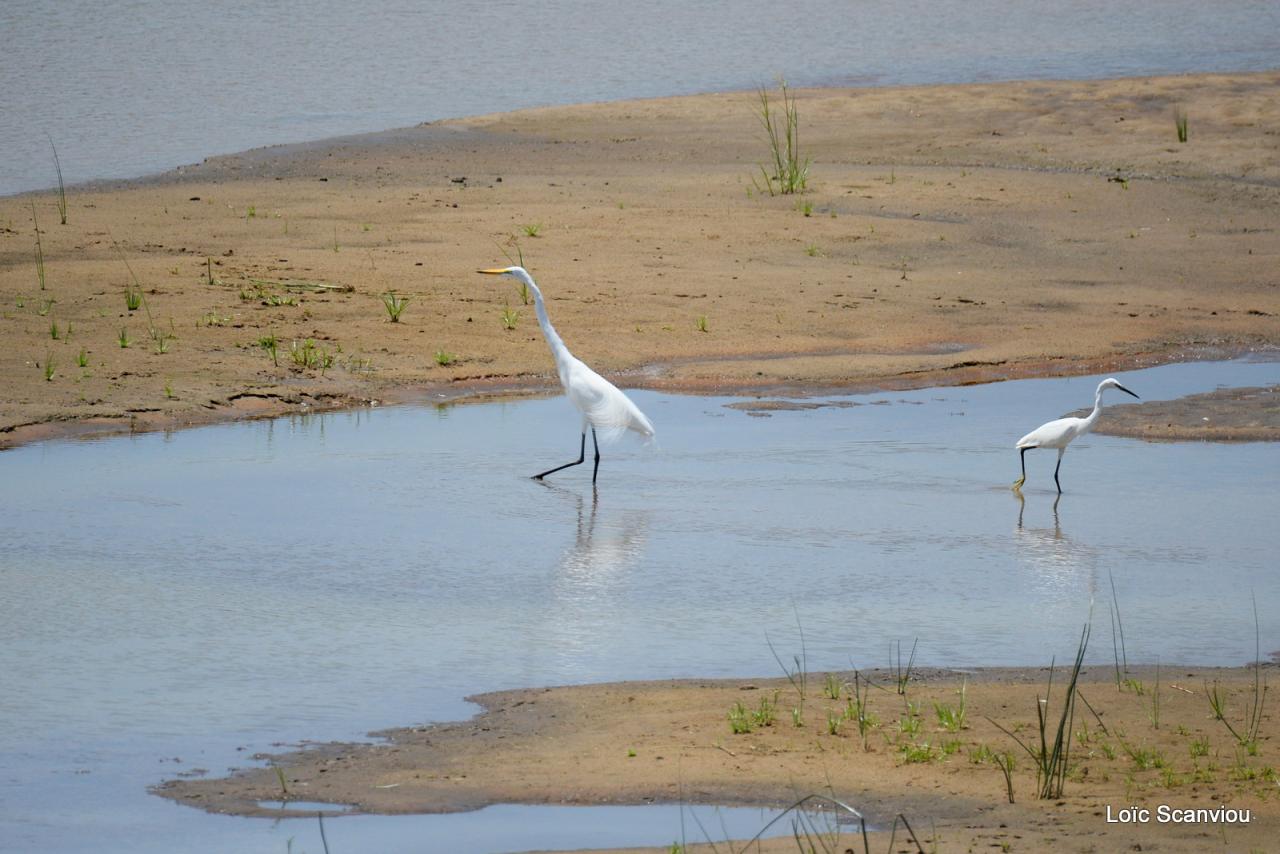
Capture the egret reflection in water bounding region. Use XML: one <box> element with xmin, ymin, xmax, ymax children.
<box><xmin>539</xmin><ymin>485</ymin><xmax>652</xmax><ymax>661</ymax></box>
<box><xmin>1013</xmin><ymin>493</ymin><xmax>1099</xmax><ymax>601</ymax></box>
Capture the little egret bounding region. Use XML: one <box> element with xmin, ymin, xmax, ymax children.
<box><xmin>477</xmin><ymin>266</ymin><xmax>655</xmax><ymax>483</ymax></box>
<box><xmin>1012</xmin><ymin>377</ymin><xmax>1139</xmax><ymax>493</ymax></box>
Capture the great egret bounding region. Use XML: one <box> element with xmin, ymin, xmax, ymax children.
<box><xmin>1012</xmin><ymin>377</ymin><xmax>1139</xmax><ymax>493</ymax></box>
<box><xmin>477</xmin><ymin>266</ymin><xmax>655</xmax><ymax>483</ymax></box>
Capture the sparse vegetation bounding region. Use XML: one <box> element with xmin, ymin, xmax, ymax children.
<box><xmin>501</xmin><ymin>306</ymin><xmax>520</xmax><ymax>330</ymax></box>
<box><xmin>434</xmin><ymin>349</ymin><xmax>455</xmax><ymax>366</ymax></box>
<box><xmin>32</xmin><ymin>201</ymin><xmax>47</xmax><ymax>291</ymax></box>
<box><xmin>1174</xmin><ymin>104</ymin><xmax>1188</xmax><ymax>143</ymax></box>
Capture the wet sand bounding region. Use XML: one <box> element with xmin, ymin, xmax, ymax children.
<box><xmin>3</xmin><ymin>71</ymin><xmax>1279</xmax><ymax>449</ymax></box>
<box><xmin>156</xmin><ymin>666</ymin><xmax>1279</xmax><ymax>853</ymax></box>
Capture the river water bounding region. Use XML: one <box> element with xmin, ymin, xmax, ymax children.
<box><xmin>2</xmin><ymin>0</ymin><xmax>1279</xmax><ymax>195</ymax></box>
<box><xmin>2</xmin><ymin>358</ymin><xmax>1279</xmax><ymax>851</ymax></box>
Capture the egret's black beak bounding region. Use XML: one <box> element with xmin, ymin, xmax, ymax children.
<box><xmin>1117</xmin><ymin>384</ymin><xmax>1139</xmax><ymax>399</ymax></box>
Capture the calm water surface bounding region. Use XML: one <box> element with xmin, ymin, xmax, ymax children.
<box><xmin>1</xmin><ymin>358</ymin><xmax>1279</xmax><ymax>851</ymax></box>
<box><xmin>3</xmin><ymin>0</ymin><xmax>1279</xmax><ymax>195</ymax></box>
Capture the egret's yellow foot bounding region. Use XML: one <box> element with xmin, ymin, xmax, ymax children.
<box><xmin>1011</xmin><ymin>476</ymin><xmax>1025</xmax><ymax>491</ymax></box>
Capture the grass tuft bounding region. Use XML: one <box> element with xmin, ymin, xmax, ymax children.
<box><xmin>752</xmin><ymin>78</ymin><xmax>810</xmax><ymax>196</ymax></box>
<box><xmin>1174</xmin><ymin>105</ymin><xmax>1188</xmax><ymax>143</ymax></box>
<box><xmin>990</xmin><ymin>622</ymin><xmax>1090</xmax><ymax>799</ymax></box>
<box><xmin>381</xmin><ymin>291</ymin><xmax>410</xmax><ymax>322</ymax></box>
<box><xmin>32</xmin><ymin>201</ymin><xmax>47</xmax><ymax>290</ymax></box>
<box><xmin>48</xmin><ymin>135</ymin><xmax>67</xmax><ymax>224</ymax></box>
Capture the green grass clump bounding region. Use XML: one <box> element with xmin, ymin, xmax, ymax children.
<box><xmin>521</xmin><ymin>223</ymin><xmax>542</xmax><ymax>238</ymax></box>
<box><xmin>501</xmin><ymin>306</ymin><xmax>520</xmax><ymax>330</ymax></box>
<box><xmin>695</xmin><ymin>315</ymin><xmax>708</xmax><ymax>333</ymax></box>
<box><xmin>935</xmin><ymin>677</ymin><xmax>967</xmax><ymax>732</ymax></box>
<box><xmin>434</xmin><ymin>349</ymin><xmax>455</xmax><ymax>366</ymax></box>
<box><xmin>118</xmin><ymin>326</ymin><xmax>131</xmax><ymax>348</ymax></box>
<box><xmin>126</xmin><ymin>287</ymin><xmax>142</xmax><ymax>312</ymax></box>
<box><xmin>381</xmin><ymin>291</ymin><xmax>410</xmax><ymax>322</ymax></box>
<box><xmin>752</xmin><ymin>78</ymin><xmax>810</xmax><ymax>196</ymax></box>
<box><xmin>42</xmin><ymin>353</ymin><xmax>55</xmax><ymax>381</ymax></box>
<box><xmin>258</xmin><ymin>334</ymin><xmax>279</xmax><ymax>366</ymax></box>
<box><xmin>75</xmin><ymin>348</ymin><xmax>89</xmax><ymax>368</ymax></box>
<box><xmin>728</xmin><ymin>701</ymin><xmax>753</xmax><ymax>734</ymax></box>
<box><xmin>1174</xmin><ymin>105</ymin><xmax>1188</xmax><ymax>143</ymax></box>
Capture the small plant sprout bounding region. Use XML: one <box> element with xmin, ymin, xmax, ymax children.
<box><xmin>206</xmin><ymin>257</ymin><xmax>215</xmax><ymax>286</ymax></box>
<box><xmin>1190</xmin><ymin>737</ymin><xmax>1210</xmax><ymax>759</ymax></box>
<box><xmin>823</xmin><ymin>673</ymin><xmax>841</xmax><ymax>700</ymax></box>
<box><xmin>892</xmin><ymin>638</ymin><xmax>918</xmax><ymax>696</ymax></box>
<box><xmin>332</xmin><ymin>225</ymin><xmax>339</xmax><ymax>252</ymax></box>
<box><xmin>118</xmin><ymin>326</ymin><xmax>131</xmax><ymax>348</ymax></box>
<box><xmin>274</xmin><ymin>766</ymin><xmax>289</xmax><ymax>797</ymax></box>
<box><xmin>845</xmin><ymin>671</ymin><xmax>876</xmax><ymax>750</ymax></box>
<box><xmin>49</xmin><ymin>135</ymin><xmax>68</xmax><ymax>224</ymax></box>
<box><xmin>31</xmin><ymin>201</ymin><xmax>47</xmax><ymax>290</ymax></box>
<box><xmin>728</xmin><ymin>702</ymin><xmax>753</xmax><ymax>734</ymax></box>
<box><xmin>43</xmin><ymin>352</ymin><xmax>55</xmax><ymax>381</ymax></box>
<box><xmin>797</xmin><ymin>199</ymin><xmax>813</xmax><ymax>216</ymax></box>
<box><xmin>126</xmin><ymin>287</ymin><xmax>142</xmax><ymax>312</ymax></box>
<box><xmin>826</xmin><ymin>710</ymin><xmax>842</xmax><ymax>736</ymax></box>
<box><xmin>76</xmin><ymin>348</ymin><xmax>89</xmax><ymax>368</ymax></box>
<box><xmin>752</xmin><ymin>77</ymin><xmax>810</xmax><ymax>196</ymax></box>
<box><xmin>752</xmin><ymin>692</ymin><xmax>778</xmax><ymax>727</ymax></box>
<box><xmin>259</xmin><ymin>334</ymin><xmax>279</xmax><ymax>366</ymax></box>
<box><xmin>50</xmin><ymin>319</ymin><xmax>60</xmax><ymax>340</ymax></box>
<box><xmin>501</xmin><ymin>306</ymin><xmax>520</xmax><ymax>330</ymax></box>
<box><xmin>164</xmin><ymin>381</ymin><xmax>175</xmax><ymax>399</ymax></box>
<box><xmin>935</xmin><ymin>677</ymin><xmax>967</xmax><ymax>732</ymax></box>
<box><xmin>381</xmin><ymin>290</ymin><xmax>410</xmax><ymax>322</ymax></box>
<box><xmin>804</xmin><ymin>243</ymin><xmax>821</xmax><ymax>256</ymax></box>
<box><xmin>695</xmin><ymin>315</ymin><xmax>709</xmax><ymax>333</ymax></box>
<box><xmin>1174</xmin><ymin>104</ymin><xmax>1188</xmax><ymax>143</ymax></box>
<box><xmin>521</xmin><ymin>223</ymin><xmax>542</xmax><ymax>238</ymax></box>
<box><xmin>434</xmin><ymin>349</ymin><xmax>455</xmax><ymax>366</ymax></box>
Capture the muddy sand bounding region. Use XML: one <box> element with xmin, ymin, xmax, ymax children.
<box><xmin>157</xmin><ymin>666</ymin><xmax>1279</xmax><ymax>853</ymax></box>
<box><xmin>3</xmin><ymin>71</ymin><xmax>1279</xmax><ymax>449</ymax></box>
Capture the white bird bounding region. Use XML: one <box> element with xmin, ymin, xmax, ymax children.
<box><xmin>1012</xmin><ymin>377</ymin><xmax>1139</xmax><ymax>493</ymax></box>
<box><xmin>477</xmin><ymin>265</ymin><xmax>655</xmax><ymax>483</ymax></box>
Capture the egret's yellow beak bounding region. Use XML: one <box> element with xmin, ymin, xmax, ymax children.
<box><xmin>477</xmin><ymin>268</ymin><xmax>509</xmax><ymax>275</ymax></box>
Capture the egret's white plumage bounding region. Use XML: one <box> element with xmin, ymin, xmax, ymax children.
<box><xmin>1012</xmin><ymin>377</ymin><xmax>1139</xmax><ymax>492</ymax></box>
<box><xmin>478</xmin><ymin>265</ymin><xmax>653</xmax><ymax>481</ymax></box>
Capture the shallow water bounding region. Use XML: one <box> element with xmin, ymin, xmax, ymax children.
<box><xmin>3</xmin><ymin>0</ymin><xmax>1279</xmax><ymax>195</ymax></box>
<box><xmin>2</xmin><ymin>358</ymin><xmax>1279</xmax><ymax>852</ymax></box>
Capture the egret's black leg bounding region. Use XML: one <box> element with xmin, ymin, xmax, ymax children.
<box><xmin>1012</xmin><ymin>447</ymin><xmax>1028</xmax><ymax>490</ymax></box>
<box><xmin>533</xmin><ymin>432</ymin><xmax>586</xmax><ymax>480</ymax></box>
<box><xmin>590</xmin><ymin>427</ymin><xmax>601</xmax><ymax>484</ymax></box>
<box><xmin>1053</xmin><ymin>450</ymin><xmax>1064</xmax><ymax>494</ymax></box>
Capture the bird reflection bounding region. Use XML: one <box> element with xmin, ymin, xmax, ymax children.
<box><xmin>1013</xmin><ymin>492</ymin><xmax>1097</xmax><ymax>599</ymax></box>
<box><xmin>542</xmin><ymin>483</ymin><xmax>650</xmax><ymax>586</ymax></box>
<box><xmin>534</xmin><ymin>483</ymin><xmax>652</xmax><ymax>665</ymax></box>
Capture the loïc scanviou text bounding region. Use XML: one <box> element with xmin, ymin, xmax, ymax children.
<box><xmin>1106</xmin><ymin>805</ymin><xmax>1251</xmax><ymax>825</ymax></box>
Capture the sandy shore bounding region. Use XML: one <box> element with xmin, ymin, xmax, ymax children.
<box><xmin>156</xmin><ymin>665</ymin><xmax>1279</xmax><ymax>853</ymax></box>
<box><xmin>3</xmin><ymin>71</ymin><xmax>1279</xmax><ymax>449</ymax></box>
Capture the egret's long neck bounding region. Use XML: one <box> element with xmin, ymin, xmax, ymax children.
<box><xmin>1082</xmin><ymin>387</ymin><xmax>1105</xmax><ymax>433</ymax></box>
<box><xmin>522</xmin><ymin>275</ymin><xmax>574</xmax><ymax>379</ymax></box>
